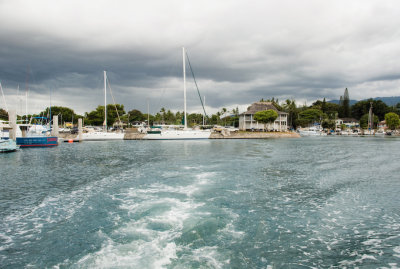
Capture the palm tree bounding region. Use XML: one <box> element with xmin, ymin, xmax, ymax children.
<box><xmin>221</xmin><ymin>108</ymin><xmax>227</xmax><ymax>126</ymax></box>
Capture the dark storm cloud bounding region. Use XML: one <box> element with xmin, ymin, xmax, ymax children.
<box><xmin>1</xmin><ymin>0</ymin><xmax>400</xmax><ymax>114</ymax></box>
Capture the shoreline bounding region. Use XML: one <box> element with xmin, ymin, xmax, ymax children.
<box><xmin>59</xmin><ymin>131</ymin><xmax>300</xmax><ymax>140</ymax></box>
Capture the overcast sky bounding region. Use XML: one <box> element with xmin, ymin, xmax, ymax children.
<box><xmin>1</xmin><ymin>0</ymin><xmax>400</xmax><ymax>115</ymax></box>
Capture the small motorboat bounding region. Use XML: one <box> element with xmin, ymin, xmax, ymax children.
<box><xmin>0</xmin><ymin>139</ymin><xmax>19</xmax><ymax>153</ymax></box>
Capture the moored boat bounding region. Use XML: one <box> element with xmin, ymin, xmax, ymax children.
<box><xmin>0</xmin><ymin>138</ymin><xmax>19</xmax><ymax>153</ymax></box>
<box><xmin>16</xmin><ymin>121</ymin><xmax>58</xmax><ymax>147</ymax></box>
<box><xmin>143</xmin><ymin>47</ymin><xmax>211</xmax><ymax>140</ymax></box>
<box><xmin>298</xmin><ymin>126</ymin><xmax>327</xmax><ymax>136</ymax></box>
<box><xmin>81</xmin><ymin>71</ymin><xmax>124</xmax><ymax>141</ymax></box>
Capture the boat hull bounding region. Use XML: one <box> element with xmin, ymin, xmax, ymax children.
<box><xmin>143</xmin><ymin>130</ymin><xmax>211</xmax><ymax>140</ymax></box>
<box><xmin>0</xmin><ymin>139</ymin><xmax>19</xmax><ymax>152</ymax></box>
<box><xmin>299</xmin><ymin>131</ymin><xmax>327</xmax><ymax>136</ymax></box>
<box><xmin>16</xmin><ymin>137</ymin><xmax>58</xmax><ymax>147</ymax></box>
<box><xmin>81</xmin><ymin>132</ymin><xmax>124</xmax><ymax>141</ymax></box>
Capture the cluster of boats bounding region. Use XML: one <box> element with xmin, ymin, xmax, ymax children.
<box><xmin>0</xmin><ymin>47</ymin><xmax>212</xmax><ymax>152</ymax></box>
<box><xmin>298</xmin><ymin>126</ymin><xmax>393</xmax><ymax>137</ymax></box>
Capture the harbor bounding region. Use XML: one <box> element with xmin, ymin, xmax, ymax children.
<box><xmin>1</xmin><ymin>137</ymin><xmax>400</xmax><ymax>268</ymax></box>
<box><xmin>2</xmin><ymin>1</ymin><xmax>400</xmax><ymax>268</ymax></box>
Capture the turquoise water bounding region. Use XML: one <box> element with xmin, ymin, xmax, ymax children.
<box><xmin>1</xmin><ymin>137</ymin><xmax>400</xmax><ymax>268</ymax></box>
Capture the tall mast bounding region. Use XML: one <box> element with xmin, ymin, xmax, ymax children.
<box><xmin>147</xmin><ymin>99</ymin><xmax>150</xmax><ymax>126</ymax></box>
<box><xmin>0</xmin><ymin>82</ymin><xmax>9</xmax><ymax>112</ymax></box>
<box><xmin>183</xmin><ymin>47</ymin><xmax>187</xmax><ymax>129</ymax></box>
<box><xmin>368</xmin><ymin>101</ymin><xmax>373</xmax><ymax>130</ymax></box>
<box><xmin>49</xmin><ymin>87</ymin><xmax>52</xmax><ymax>130</ymax></box>
<box><xmin>25</xmin><ymin>67</ymin><xmax>29</xmax><ymax>123</ymax></box>
<box><xmin>104</xmin><ymin>70</ymin><xmax>107</xmax><ymax>131</ymax></box>
<box><xmin>25</xmin><ymin>88</ymin><xmax>28</xmax><ymax>123</ymax></box>
<box><xmin>203</xmin><ymin>96</ymin><xmax>206</xmax><ymax>126</ymax></box>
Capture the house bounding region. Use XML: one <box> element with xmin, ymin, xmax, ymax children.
<box><xmin>239</xmin><ymin>102</ymin><xmax>288</xmax><ymax>131</ymax></box>
<box><xmin>378</xmin><ymin>120</ymin><xmax>387</xmax><ymax>130</ymax></box>
<box><xmin>335</xmin><ymin>118</ymin><xmax>359</xmax><ymax>129</ymax></box>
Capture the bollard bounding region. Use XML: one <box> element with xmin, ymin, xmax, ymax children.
<box><xmin>51</xmin><ymin>115</ymin><xmax>59</xmax><ymax>136</ymax></box>
<box><xmin>8</xmin><ymin>109</ymin><xmax>17</xmax><ymax>140</ymax></box>
<box><xmin>78</xmin><ymin>118</ymin><xmax>83</xmax><ymax>142</ymax></box>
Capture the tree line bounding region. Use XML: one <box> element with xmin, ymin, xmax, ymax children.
<box><xmin>265</xmin><ymin>93</ymin><xmax>400</xmax><ymax>130</ymax></box>
<box><xmin>1</xmin><ymin>88</ymin><xmax>399</xmax><ymax>129</ymax></box>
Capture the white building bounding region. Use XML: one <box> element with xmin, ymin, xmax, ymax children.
<box><xmin>239</xmin><ymin>102</ymin><xmax>288</xmax><ymax>131</ymax></box>
<box><xmin>335</xmin><ymin>118</ymin><xmax>359</xmax><ymax>129</ymax></box>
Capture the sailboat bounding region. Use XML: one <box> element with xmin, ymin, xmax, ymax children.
<box><xmin>81</xmin><ymin>71</ymin><xmax>124</xmax><ymax>141</ymax></box>
<box><xmin>143</xmin><ymin>47</ymin><xmax>211</xmax><ymax>140</ymax></box>
<box><xmin>1</xmin><ymin>81</ymin><xmax>58</xmax><ymax>147</ymax></box>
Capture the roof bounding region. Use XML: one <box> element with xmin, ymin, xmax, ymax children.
<box><xmin>242</xmin><ymin>102</ymin><xmax>288</xmax><ymax>115</ymax></box>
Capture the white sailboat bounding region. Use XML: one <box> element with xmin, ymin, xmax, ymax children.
<box><xmin>81</xmin><ymin>71</ymin><xmax>124</xmax><ymax>141</ymax></box>
<box><xmin>143</xmin><ymin>48</ymin><xmax>211</xmax><ymax>140</ymax></box>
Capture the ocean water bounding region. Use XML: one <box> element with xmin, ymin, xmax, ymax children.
<box><xmin>0</xmin><ymin>137</ymin><xmax>399</xmax><ymax>268</ymax></box>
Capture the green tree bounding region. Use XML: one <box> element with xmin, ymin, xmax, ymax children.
<box><xmin>321</xmin><ymin>98</ymin><xmax>327</xmax><ymax>113</ymax></box>
<box><xmin>254</xmin><ymin>109</ymin><xmax>278</xmax><ymax>130</ymax></box>
<box><xmin>385</xmin><ymin>112</ymin><xmax>400</xmax><ymax>130</ymax></box>
<box><xmin>343</xmin><ymin>88</ymin><xmax>350</xmax><ymax>118</ymax></box>
<box><xmin>41</xmin><ymin>106</ymin><xmax>79</xmax><ymax>126</ymax></box>
<box><xmin>187</xmin><ymin>113</ymin><xmax>203</xmax><ymax>126</ymax></box>
<box><xmin>85</xmin><ymin>104</ymin><xmax>125</xmax><ymax>126</ymax></box>
<box><xmin>321</xmin><ymin>119</ymin><xmax>335</xmax><ymax>130</ymax></box>
<box><xmin>311</xmin><ymin>100</ymin><xmax>340</xmax><ymax>118</ymax></box>
<box><xmin>282</xmin><ymin>99</ymin><xmax>299</xmax><ymax>129</ymax></box>
<box><xmin>142</xmin><ymin>113</ymin><xmax>155</xmax><ymax>125</ymax></box>
<box><xmin>298</xmin><ymin>109</ymin><xmax>324</xmax><ymax>124</ymax></box>
<box><xmin>165</xmin><ymin>110</ymin><xmax>175</xmax><ymax>124</ymax></box>
<box><xmin>351</xmin><ymin>99</ymin><xmax>390</xmax><ymax>120</ymax></box>
<box><xmin>127</xmin><ymin>109</ymin><xmax>145</xmax><ymax>123</ymax></box>
<box><xmin>175</xmin><ymin>111</ymin><xmax>183</xmax><ymax>125</ymax></box>
<box><xmin>0</xmin><ymin>108</ymin><xmax>7</xmax><ymax>120</ymax></box>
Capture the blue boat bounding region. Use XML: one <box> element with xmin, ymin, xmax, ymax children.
<box><xmin>16</xmin><ymin>136</ymin><xmax>58</xmax><ymax>147</ymax></box>
<box><xmin>16</xmin><ymin>119</ymin><xmax>58</xmax><ymax>148</ymax></box>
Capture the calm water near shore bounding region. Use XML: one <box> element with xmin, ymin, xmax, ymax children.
<box><xmin>1</xmin><ymin>137</ymin><xmax>400</xmax><ymax>268</ymax></box>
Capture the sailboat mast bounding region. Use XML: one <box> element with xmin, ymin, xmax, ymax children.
<box><xmin>203</xmin><ymin>96</ymin><xmax>206</xmax><ymax>126</ymax></box>
<box><xmin>368</xmin><ymin>102</ymin><xmax>373</xmax><ymax>130</ymax></box>
<box><xmin>0</xmin><ymin>82</ymin><xmax>9</xmax><ymax>112</ymax></box>
<box><xmin>147</xmin><ymin>99</ymin><xmax>150</xmax><ymax>126</ymax></box>
<box><xmin>104</xmin><ymin>70</ymin><xmax>107</xmax><ymax>131</ymax></box>
<box><xmin>183</xmin><ymin>47</ymin><xmax>187</xmax><ymax>129</ymax></box>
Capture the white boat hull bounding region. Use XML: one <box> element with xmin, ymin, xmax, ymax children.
<box><xmin>0</xmin><ymin>139</ymin><xmax>19</xmax><ymax>152</ymax></box>
<box><xmin>299</xmin><ymin>130</ymin><xmax>327</xmax><ymax>136</ymax></box>
<box><xmin>143</xmin><ymin>130</ymin><xmax>211</xmax><ymax>140</ymax></box>
<box><xmin>81</xmin><ymin>132</ymin><xmax>124</xmax><ymax>141</ymax></box>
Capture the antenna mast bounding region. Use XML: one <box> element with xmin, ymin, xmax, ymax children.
<box><xmin>104</xmin><ymin>70</ymin><xmax>107</xmax><ymax>131</ymax></box>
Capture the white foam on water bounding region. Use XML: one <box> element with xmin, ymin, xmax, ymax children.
<box><xmin>187</xmin><ymin>246</ymin><xmax>224</xmax><ymax>268</ymax></box>
<box><xmin>75</xmin><ymin>170</ymin><xmax>225</xmax><ymax>268</ymax></box>
<box><xmin>393</xmin><ymin>246</ymin><xmax>400</xmax><ymax>254</ymax></box>
<box><xmin>75</xmin><ymin>236</ymin><xmax>178</xmax><ymax>268</ymax></box>
<box><xmin>1</xmin><ymin>168</ymin><xmax>141</xmax><ymax>256</ymax></box>
<box><xmin>362</xmin><ymin>238</ymin><xmax>382</xmax><ymax>246</ymax></box>
<box><xmin>361</xmin><ymin>254</ymin><xmax>377</xmax><ymax>261</ymax></box>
